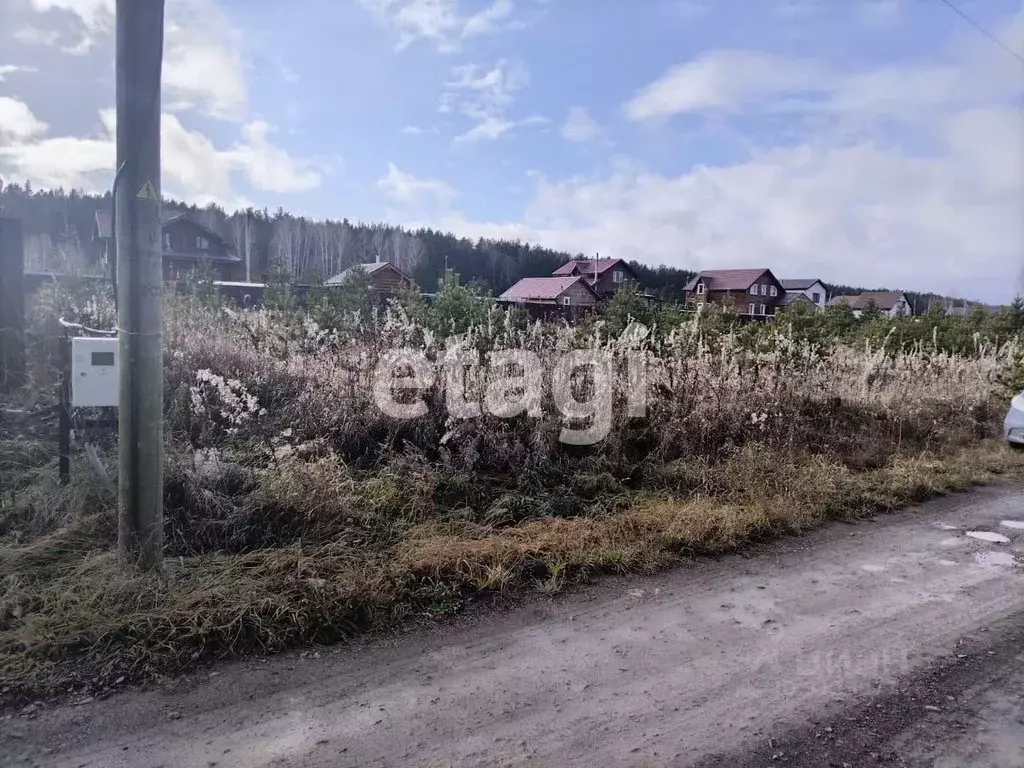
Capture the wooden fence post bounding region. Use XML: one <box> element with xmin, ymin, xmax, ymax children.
<box><xmin>0</xmin><ymin>218</ymin><xmax>26</xmax><ymax>392</ymax></box>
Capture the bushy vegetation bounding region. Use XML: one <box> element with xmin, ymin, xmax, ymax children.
<box><xmin>1</xmin><ymin>277</ymin><xmax>1022</xmax><ymax>700</ymax></box>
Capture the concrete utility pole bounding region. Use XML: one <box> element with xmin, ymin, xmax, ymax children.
<box><xmin>115</xmin><ymin>0</ymin><xmax>165</xmax><ymax>569</ymax></box>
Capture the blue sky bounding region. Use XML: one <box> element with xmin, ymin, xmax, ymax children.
<box><xmin>0</xmin><ymin>0</ymin><xmax>1022</xmax><ymax>300</ymax></box>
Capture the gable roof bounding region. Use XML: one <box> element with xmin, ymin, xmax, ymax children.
<box><xmin>552</xmin><ymin>258</ymin><xmax>629</xmax><ymax>277</ymax></box>
<box><xmin>499</xmin><ymin>276</ymin><xmax>597</xmax><ymax>302</ymax></box>
<box><xmin>780</xmin><ymin>278</ymin><xmax>824</xmax><ymax>291</ymax></box>
<box><xmin>93</xmin><ymin>209</ymin><xmax>112</xmax><ymax>241</ymax></box>
<box><xmin>852</xmin><ymin>291</ymin><xmax>908</xmax><ymax>310</ymax></box>
<box><xmin>779</xmin><ymin>292</ymin><xmax>815</xmax><ymax>307</ymax></box>
<box><xmin>325</xmin><ymin>261</ymin><xmax>413</xmax><ymax>286</ymax></box>
<box><xmin>828</xmin><ymin>291</ymin><xmax>908</xmax><ymax>311</ymax></box>
<box><xmin>684</xmin><ymin>268</ymin><xmax>776</xmax><ymax>292</ymax></box>
<box><xmin>93</xmin><ymin>209</ymin><xmax>231</xmax><ymax>247</ymax></box>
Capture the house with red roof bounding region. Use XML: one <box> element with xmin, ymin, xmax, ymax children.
<box><xmin>498</xmin><ymin>275</ymin><xmax>600</xmax><ymax>317</ymax></box>
<box><xmin>684</xmin><ymin>268</ymin><xmax>785</xmax><ymax>317</ymax></box>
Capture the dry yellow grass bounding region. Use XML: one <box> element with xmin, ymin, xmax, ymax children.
<box><xmin>397</xmin><ymin>443</ymin><xmax>1021</xmax><ymax>582</ymax></box>
<box><xmin>1</xmin><ymin>440</ymin><xmax>1020</xmax><ymax>700</ymax></box>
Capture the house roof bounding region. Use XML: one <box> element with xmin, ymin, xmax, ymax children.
<box><xmin>95</xmin><ymin>209</ymin><xmax>189</xmax><ymax>240</ymax></box>
<box><xmin>94</xmin><ymin>208</ymin><xmax>233</xmax><ymax>251</ymax></box>
<box><xmin>325</xmin><ymin>261</ymin><xmax>413</xmax><ymax>286</ymax></box>
<box><xmin>780</xmin><ymin>278</ymin><xmax>823</xmax><ymax>291</ymax></box>
<box><xmin>828</xmin><ymin>291</ymin><xmax>907</xmax><ymax>310</ymax></box>
<box><xmin>551</xmin><ymin>258</ymin><xmax>626</xmax><ymax>277</ymax></box>
<box><xmin>93</xmin><ymin>209</ymin><xmax>112</xmax><ymax>240</ymax></box>
<box><xmin>779</xmin><ymin>292</ymin><xmax>814</xmax><ymax>307</ymax></box>
<box><xmin>499</xmin><ymin>276</ymin><xmax>596</xmax><ymax>302</ymax></box>
<box><xmin>684</xmin><ymin>268</ymin><xmax>775</xmax><ymax>292</ymax></box>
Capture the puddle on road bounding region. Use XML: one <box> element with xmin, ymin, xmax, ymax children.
<box><xmin>973</xmin><ymin>551</ymin><xmax>1017</xmax><ymax>568</ymax></box>
<box><xmin>936</xmin><ymin>523</ymin><xmax>959</xmax><ymax>531</ymax></box>
<box><xmin>861</xmin><ymin>564</ymin><xmax>886</xmax><ymax>573</ymax></box>
<box><xmin>1000</xmin><ymin>520</ymin><xmax>1024</xmax><ymax>531</ymax></box>
<box><xmin>966</xmin><ymin>531</ymin><xmax>1011</xmax><ymax>544</ymax></box>
<box><xmin>939</xmin><ymin>537</ymin><xmax>963</xmax><ymax>547</ymax></box>
<box><xmin>937</xmin><ymin>559</ymin><xmax>958</xmax><ymax>567</ymax></box>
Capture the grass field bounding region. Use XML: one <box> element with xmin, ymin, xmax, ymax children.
<box><xmin>1</xmin><ymin>295</ymin><xmax>1020</xmax><ymax>700</ymax></box>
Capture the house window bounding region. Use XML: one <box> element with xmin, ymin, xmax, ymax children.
<box><xmin>696</xmin><ymin>283</ymin><xmax>706</xmax><ymax>295</ymax></box>
<box><xmin>812</xmin><ymin>292</ymin><xmax>821</xmax><ymax>304</ymax></box>
<box><xmin>769</xmin><ymin>286</ymin><xmax>777</xmax><ymax>297</ymax></box>
<box><xmin>760</xmin><ymin>304</ymin><xmax>766</xmax><ymax>315</ymax></box>
<box><xmin>163</xmin><ymin>232</ymin><xmax>172</xmax><ymax>251</ymax></box>
<box><xmin>749</xmin><ymin>285</ymin><xmax>758</xmax><ymax>295</ymax></box>
<box><xmin>748</xmin><ymin>303</ymin><xmax>755</xmax><ymax>315</ymax></box>
<box><xmin>612</xmin><ymin>270</ymin><xmax>625</xmax><ymax>284</ymax></box>
<box><xmin>562</xmin><ymin>295</ymin><xmax>571</xmax><ymax>306</ymax></box>
<box><xmin>760</xmin><ymin>284</ymin><xmax>767</xmax><ymax>296</ymax></box>
<box><xmin>196</xmin><ymin>236</ymin><xmax>210</xmax><ymax>250</ymax></box>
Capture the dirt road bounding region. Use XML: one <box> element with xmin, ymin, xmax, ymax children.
<box><xmin>4</xmin><ymin>487</ymin><xmax>1024</xmax><ymax>767</ymax></box>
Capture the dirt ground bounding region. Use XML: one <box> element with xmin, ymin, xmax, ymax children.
<box><xmin>3</xmin><ymin>486</ymin><xmax>1023</xmax><ymax>768</ymax></box>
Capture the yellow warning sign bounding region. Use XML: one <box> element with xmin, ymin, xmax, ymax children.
<box><xmin>136</xmin><ymin>180</ymin><xmax>158</xmax><ymax>200</ymax></box>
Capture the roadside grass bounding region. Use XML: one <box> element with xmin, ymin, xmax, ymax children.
<box><xmin>1</xmin><ymin>440</ymin><xmax>1019</xmax><ymax>702</ymax></box>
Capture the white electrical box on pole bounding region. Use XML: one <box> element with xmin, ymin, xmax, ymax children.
<box><xmin>71</xmin><ymin>337</ymin><xmax>120</xmax><ymax>407</ymax></box>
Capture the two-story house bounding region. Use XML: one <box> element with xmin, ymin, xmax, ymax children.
<box><xmin>684</xmin><ymin>268</ymin><xmax>786</xmax><ymax>317</ymax></box>
<box><xmin>780</xmin><ymin>278</ymin><xmax>828</xmax><ymax>311</ymax></box>
<box><xmin>93</xmin><ymin>209</ymin><xmax>245</xmax><ymax>282</ymax></box>
<box><xmin>551</xmin><ymin>258</ymin><xmax>638</xmax><ymax>301</ymax></box>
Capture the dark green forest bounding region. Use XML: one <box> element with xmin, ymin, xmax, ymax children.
<box><xmin>0</xmin><ymin>180</ymin><xmax>979</xmax><ymax>308</ymax></box>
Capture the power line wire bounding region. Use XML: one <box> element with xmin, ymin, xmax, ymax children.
<box><xmin>933</xmin><ymin>0</ymin><xmax>1024</xmax><ymax>66</ymax></box>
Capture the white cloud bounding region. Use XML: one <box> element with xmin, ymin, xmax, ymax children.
<box><xmin>377</xmin><ymin>162</ymin><xmax>455</xmax><ymax>215</ymax></box>
<box><xmin>163</xmin><ymin>1</ymin><xmax>247</xmax><ymax>121</ymax></box>
<box><xmin>401</xmin><ymin>125</ymin><xmax>438</xmax><ymax>136</ymax></box>
<box><xmin>625</xmin><ymin>32</ymin><xmax>1023</xmax><ymax>127</ymax></box>
<box><xmin>28</xmin><ymin>0</ymin><xmax>113</xmax><ymax>52</ymax></box>
<box><xmin>223</xmin><ymin>121</ymin><xmax>321</xmax><ymax>193</ymax></box>
<box><xmin>0</xmin><ymin>97</ymin><xmax>49</xmax><ymax>141</ymax></box>
<box><xmin>0</xmin><ymin>64</ymin><xmax>38</xmax><ymax>82</ymax></box>
<box><xmin>14</xmin><ymin>25</ymin><xmax>62</xmax><ymax>47</ymax></box>
<box><xmin>561</xmin><ymin>106</ymin><xmax>602</xmax><ymax>143</ymax></box>
<box><xmin>442</xmin><ymin>59</ymin><xmax>543</xmax><ymax>142</ymax></box>
<box><xmin>435</xmin><ymin>120</ymin><xmax>1022</xmax><ymax>300</ymax></box>
<box><xmin>462</xmin><ymin>0</ymin><xmax>514</xmax><ymax>38</ymax></box>
<box><xmin>625</xmin><ymin>50</ymin><xmax>820</xmax><ymax>120</ymax></box>
<box><xmin>0</xmin><ymin>104</ymin><xmax>110</xmax><ymax>189</ymax></box>
<box><xmin>23</xmin><ymin>0</ymin><xmax>248</xmax><ymax>121</ymax></box>
<box><xmin>357</xmin><ymin>0</ymin><xmax>520</xmax><ymax>52</ymax></box>
<box><xmin>0</xmin><ymin>107</ymin><xmax>320</xmax><ymax>208</ymax></box>
<box><xmin>453</xmin><ymin>114</ymin><xmax>545</xmax><ymax>143</ymax></box>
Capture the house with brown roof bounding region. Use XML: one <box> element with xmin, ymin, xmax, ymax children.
<box><xmin>326</xmin><ymin>260</ymin><xmax>417</xmax><ymax>297</ymax></box>
<box><xmin>551</xmin><ymin>258</ymin><xmax>638</xmax><ymax>301</ymax></box>
<box><xmin>498</xmin><ymin>275</ymin><xmax>600</xmax><ymax>317</ymax></box>
<box><xmin>684</xmin><ymin>268</ymin><xmax>785</xmax><ymax>317</ymax></box>
<box><xmin>94</xmin><ymin>209</ymin><xmax>244</xmax><ymax>281</ymax></box>
<box><xmin>827</xmin><ymin>291</ymin><xmax>911</xmax><ymax>318</ymax></box>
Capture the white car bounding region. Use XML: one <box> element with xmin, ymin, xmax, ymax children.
<box><xmin>1004</xmin><ymin>392</ymin><xmax>1024</xmax><ymax>449</ymax></box>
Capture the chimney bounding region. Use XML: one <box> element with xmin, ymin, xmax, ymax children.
<box><xmin>376</xmin><ymin>252</ymin><xmax>383</xmax><ymax>264</ymax></box>
<box><xmin>593</xmin><ymin>252</ymin><xmax>599</xmax><ymax>284</ymax></box>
